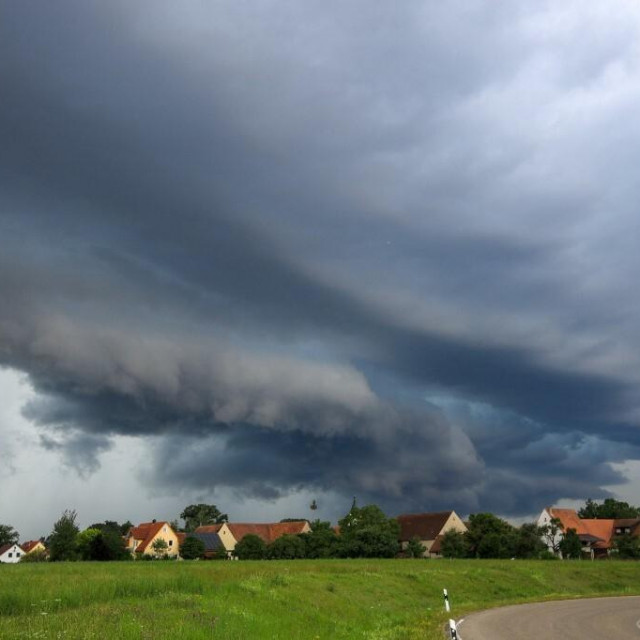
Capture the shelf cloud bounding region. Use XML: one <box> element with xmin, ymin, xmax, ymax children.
<box><xmin>3</xmin><ymin>1</ymin><xmax>640</xmax><ymax>520</ymax></box>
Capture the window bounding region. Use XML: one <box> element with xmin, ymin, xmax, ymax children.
<box><xmin>8</xmin><ymin>553</ymin><xmax>12</xmax><ymax>558</ymax></box>
<box><xmin>169</xmin><ymin>540</ymin><xmax>173</xmax><ymax>547</ymax></box>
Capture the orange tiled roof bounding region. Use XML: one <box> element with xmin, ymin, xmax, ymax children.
<box><xmin>209</xmin><ymin>521</ymin><xmax>308</xmax><ymax>544</ymax></box>
<box><xmin>549</xmin><ymin>508</ymin><xmax>615</xmax><ymax>548</ymax></box>
<box><xmin>194</xmin><ymin>524</ymin><xmax>224</xmax><ymax>534</ymax></box>
<box><xmin>21</xmin><ymin>540</ymin><xmax>43</xmax><ymax>553</ymax></box>
<box><xmin>581</xmin><ymin>519</ymin><xmax>614</xmax><ymax>545</ymax></box>
<box><xmin>548</xmin><ymin>508</ymin><xmax>584</xmax><ymax>533</ymax></box>
<box><xmin>129</xmin><ymin>521</ymin><xmax>169</xmax><ymax>553</ymax></box>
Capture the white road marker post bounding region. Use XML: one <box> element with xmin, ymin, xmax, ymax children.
<box><xmin>443</xmin><ymin>588</ymin><xmax>451</xmax><ymax>613</ymax></box>
<box><xmin>448</xmin><ymin>618</ymin><xmax>458</xmax><ymax>639</ymax></box>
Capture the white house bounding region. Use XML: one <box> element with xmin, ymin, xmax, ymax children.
<box><xmin>0</xmin><ymin>543</ymin><xmax>25</xmax><ymax>563</ymax></box>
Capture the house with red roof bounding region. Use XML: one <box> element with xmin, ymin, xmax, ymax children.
<box><xmin>195</xmin><ymin>521</ymin><xmax>310</xmax><ymax>556</ymax></box>
<box><xmin>397</xmin><ymin>511</ymin><xmax>467</xmax><ymax>557</ymax></box>
<box><xmin>20</xmin><ymin>540</ymin><xmax>47</xmax><ymax>557</ymax></box>
<box><xmin>0</xmin><ymin>543</ymin><xmax>25</xmax><ymax>564</ymax></box>
<box><xmin>537</xmin><ymin>507</ymin><xmax>640</xmax><ymax>558</ymax></box>
<box><xmin>125</xmin><ymin>521</ymin><xmax>180</xmax><ymax>558</ymax></box>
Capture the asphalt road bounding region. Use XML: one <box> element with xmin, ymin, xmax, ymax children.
<box><xmin>457</xmin><ymin>596</ymin><xmax>640</xmax><ymax>639</ymax></box>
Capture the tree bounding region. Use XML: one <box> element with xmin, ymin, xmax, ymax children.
<box><xmin>559</xmin><ymin>528</ymin><xmax>582</xmax><ymax>559</ymax></box>
<box><xmin>614</xmin><ymin>533</ymin><xmax>640</xmax><ymax>559</ymax></box>
<box><xmin>0</xmin><ymin>524</ymin><xmax>19</xmax><ymax>547</ymax></box>
<box><xmin>81</xmin><ymin>521</ymin><xmax>129</xmax><ymax>560</ymax></box>
<box><xmin>540</xmin><ymin>517</ymin><xmax>563</xmax><ymax>556</ymax></box>
<box><xmin>441</xmin><ymin>530</ymin><xmax>469</xmax><ymax>558</ymax></box>
<box><xmin>514</xmin><ymin>523</ymin><xmax>546</xmax><ymax>559</ymax></box>
<box><xmin>465</xmin><ymin>513</ymin><xmax>516</xmax><ymax>558</ymax></box>
<box><xmin>578</xmin><ymin>498</ymin><xmax>599</xmax><ymax>519</ymax></box>
<box><xmin>49</xmin><ymin>510</ymin><xmax>80</xmax><ymax>561</ymax></box>
<box><xmin>76</xmin><ymin>528</ymin><xmax>102</xmax><ymax>560</ymax></box>
<box><xmin>20</xmin><ymin>549</ymin><xmax>47</xmax><ymax>563</ymax></box>
<box><xmin>234</xmin><ymin>534</ymin><xmax>266</xmax><ymax>560</ymax></box>
<box><xmin>578</xmin><ymin>498</ymin><xmax>640</xmax><ymax>519</ymax></box>
<box><xmin>302</xmin><ymin>520</ymin><xmax>339</xmax><ymax>559</ymax></box>
<box><xmin>337</xmin><ymin>504</ymin><xmax>399</xmax><ymax>558</ymax></box>
<box><xmin>87</xmin><ymin>520</ymin><xmax>121</xmax><ymax>534</ymax></box>
<box><xmin>279</xmin><ymin>518</ymin><xmax>308</xmax><ymax>523</ymax></box>
<box><xmin>180</xmin><ymin>504</ymin><xmax>228</xmax><ymax>532</ymax></box>
<box><xmin>181</xmin><ymin>536</ymin><xmax>206</xmax><ymax>560</ymax></box>
<box><xmin>477</xmin><ymin>532</ymin><xmax>517</xmax><ymax>559</ymax></box>
<box><xmin>406</xmin><ymin>536</ymin><xmax>427</xmax><ymax>558</ymax></box>
<box><xmin>267</xmin><ymin>534</ymin><xmax>306</xmax><ymax>559</ymax></box>
<box><xmin>89</xmin><ymin>529</ymin><xmax>129</xmax><ymax>561</ymax></box>
<box><xmin>151</xmin><ymin>538</ymin><xmax>169</xmax><ymax>558</ymax></box>
<box><xmin>120</xmin><ymin>521</ymin><xmax>133</xmax><ymax>536</ymax></box>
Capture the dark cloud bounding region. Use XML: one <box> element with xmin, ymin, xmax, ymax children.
<box><xmin>2</xmin><ymin>1</ymin><xmax>640</xmax><ymax>517</ymax></box>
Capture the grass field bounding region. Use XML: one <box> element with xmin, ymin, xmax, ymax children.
<box><xmin>2</xmin><ymin>559</ymin><xmax>640</xmax><ymax>639</ymax></box>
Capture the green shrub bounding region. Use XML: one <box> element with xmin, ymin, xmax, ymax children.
<box><xmin>234</xmin><ymin>534</ymin><xmax>266</xmax><ymax>560</ymax></box>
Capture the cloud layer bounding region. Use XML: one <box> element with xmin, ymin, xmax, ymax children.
<box><xmin>3</xmin><ymin>1</ymin><xmax>640</xmax><ymax>517</ymax></box>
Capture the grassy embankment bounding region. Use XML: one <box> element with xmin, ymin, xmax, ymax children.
<box><xmin>2</xmin><ymin>559</ymin><xmax>640</xmax><ymax>639</ymax></box>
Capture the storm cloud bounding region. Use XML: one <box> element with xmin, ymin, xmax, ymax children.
<box><xmin>2</xmin><ymin>0</ymin><xmax>640</xmax><ymax>519</ymax></box>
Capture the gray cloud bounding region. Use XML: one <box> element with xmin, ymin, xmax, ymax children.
<box><xmin>2</xmin><ymin>1</ymin><xmax>640</xmax><ymax>518</ymax></box>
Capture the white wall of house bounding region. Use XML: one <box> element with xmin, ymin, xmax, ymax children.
<box><xmin>537</xmin><ymin>508</ymin><xmax>563</xmax><ymax>553</ymax></box>
<box><xmin>0</xmin><ymin>544</ymin><xmax>24</xmax><ymax>564</ymax></box>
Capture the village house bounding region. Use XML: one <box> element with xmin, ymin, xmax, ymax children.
<box><xmin>537</xmin><ymin>507</ymin><xmax>640</xmax><ymax>558</ymax></box>
<box><xmin>20</xmin><ymin>540</ymin><xmax>46</xmax><ymax>556</ymax></box>
<box><xmin>397</xmin><ymin>511</ymin><xmax>467</xmax><ymax>557</ymax></box>
<box><xmin>0</xmin><ymin>543</ymin><xmax>25</xmax><ymax>564</ymax></box>
<box><xmin>195</xmin><ymin>521</ymin><xmax>311</xmax><ymax>556</ymax></box>
<box><xmin>125</xmin><ymin>521</ymin><xmax>180</xmax><ymax>558</ymax></box>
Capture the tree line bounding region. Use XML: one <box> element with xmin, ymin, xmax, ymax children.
<box><xmin>4</xmin><ymin>497</ymin><xmax>640</xmax><ymax>562</ymax></box>
<box><xmin>233</xmin><ymin>504</ymin><xmax>400</xmax><ymax>560</ymax></box>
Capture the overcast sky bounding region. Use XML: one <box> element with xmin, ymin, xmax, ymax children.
<box><xmin>3</xmin><ymin>1</ymin><xmax>640</xmax><ymax>539</ymax></box>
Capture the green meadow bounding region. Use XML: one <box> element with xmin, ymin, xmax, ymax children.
<box><xmin>2</xmin><ymin>559</ymin><xmax>640</xmax><ymax>639</ymax></box>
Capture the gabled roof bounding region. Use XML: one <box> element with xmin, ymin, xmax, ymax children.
<box><xmin>0</xmin><ymin>543</ymin><xmax>23</xmax><ymax>556</ymax></box>
<box><xmin>194</xmin><ymin>524</ymin><xmax>224</xmax><ymax>534</ymax></box>
<box><xmin>613</xmin><ymin>518</ymin><xmax>640</xmax><ymax>529</ymax></box>
<box><xmin>548</xmin><ymin>508</ymin><xmax>615</xmax><ymax>548</ymax></box>
<box><xmin>198</xmin><ymin>521</ymin><xmax>309</xmax><ymax>544</ymax></box>
<box><xmin>397</xmin><ymin>512</ymin><xmax>456</xmax><ymax>541</ymax></box>
<box><xmin>548</xmin><ymin>508</ymin><xmax>583</xmax><ymax>532</ymax></box>
<box><xmin>128</xmin><ymin>521</ymin><xmax>171</xmax><ymax>553</ymax></box>
<box><xmin>20</xmin><ymin>540</ymin><xmax>44</xmax><ymax>553</ymax></box>
<box><xmin>228</xmin><ymin>521</ymin><xmax>309</xmax><ymax>544</ymax></box>
<box><xmin>429</xmin><ymin>535</ymin><xmax>444</xmax><ymax>554</ymax></box>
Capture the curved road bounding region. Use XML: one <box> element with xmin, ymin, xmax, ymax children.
<box><xmin>457</xmin><ymin>596</ymin><xmax>640</xmax><ymax>639</ymax></box>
